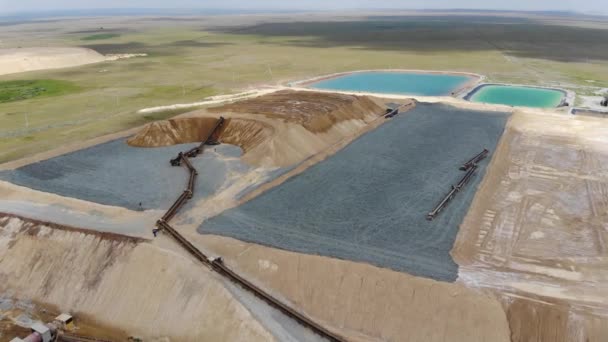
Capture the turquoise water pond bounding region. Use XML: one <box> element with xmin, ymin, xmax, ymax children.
<box><xmin>307</xmin><ymin>71</ymin><xmax>472</xmax><ymax>96</ymax></box>
<box><xmin>468</xmin><ymin>84</ymin><xmax>564</xmax><ymax>108</ymax></box>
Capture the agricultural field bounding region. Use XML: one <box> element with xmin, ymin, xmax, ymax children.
<box><xmin>0</xmin><ymin>79</ymin><xmax>79</xmax><ymax>103</ymax></box>
<box><xmin>81</xmin><ymin>33</ymin><xmax>121</xmax><ymax>40</ymax></box>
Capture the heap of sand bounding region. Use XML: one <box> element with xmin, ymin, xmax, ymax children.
<box><xmin>0</xmin><ymin>47</ymin><xmax>106</xmax><ymax>76</ymax></box>
<box><xmin>128</xmin><ymin>90</ymin><xmax>409</xmax><ymax>167</ymax></box>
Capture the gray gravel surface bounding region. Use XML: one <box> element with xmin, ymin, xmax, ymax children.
<box><xmin>199</xmin><ymin>103</ymin><xmax>509</xmax><ymax>282</ymax></box>
<box><xmin>0</xmin><ymin>141</ymin><xmax>248</xmax><ymax>211</ymax></box>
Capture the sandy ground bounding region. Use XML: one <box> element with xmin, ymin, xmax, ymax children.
<box><xmin>452</xmin><ymin>111</ymin><xmax>608</xmax><ymax>339</ymax></box>
<box><xmin>578</xmin><ymin>95</ymin><xmax>608</xmax><ymax>111</ymax></box>
<box><xmin>0</xmin><ymin>47</ymin><xmax>146</xmax><ymax>76</ymax></box>
<box><xmin>137</xmin><ymin>89</ymin><xmax>280</xmax><ymax>114</ymax></box>
<box><xmin>0</xmin><ymin>215</ymin><xmax>276</xmax><ymax>341</ymax></box>
<box><xmin>180</xmin><ymin>232</ymin><xmax>511</xmax><ymax>342</ymax></box>
<box><xmin>0</xmin><ymin>48</ymin><xmax>110</xmax><ymax>76</ymax></box>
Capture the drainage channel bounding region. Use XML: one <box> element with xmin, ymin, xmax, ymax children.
<box><xmin>154</xmin><ymin>116</ymin><xmax>346</xmax><ymax>342</ymax></box>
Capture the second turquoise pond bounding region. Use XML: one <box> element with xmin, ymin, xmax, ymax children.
<box><xmin>467</xmin><ymin>84</ymin><xmax>565</xmax><ymax>108</ymax></box>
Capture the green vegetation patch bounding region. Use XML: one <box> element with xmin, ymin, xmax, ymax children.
<box><xmin>81</xmin><ymin>33</ymin><xmax>121</xmax><ymax>40</ymax></box>
<box><xmin>0</xmin><ymin>80</ymin><xmax>80</xmax><ymax>103</ymax></box>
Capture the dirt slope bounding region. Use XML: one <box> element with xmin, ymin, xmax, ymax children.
<box><xmin>0</xmin><ymin>215</ymin><xmax>274</xmax><ymax>341</ymax></box>
<box><xmin>128</xmin><ymin>116</ymin><xmax>271</xmax><ymax>154</ymax></box>
<box><xmin>208</xmin><ymin>89</ymin><xmax>386</xmax><ymax>133</ymax></box>
<box><xmin>197</xmin><ymin>234</ymin><xmax>511</xmax><ymax>342</ymax></box>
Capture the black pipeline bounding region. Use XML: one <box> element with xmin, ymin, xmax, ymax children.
<box><xmin>153</xmin><ymin>116</ymin><xmax>346</xmax><ymax>342</ymax></box>
<box><xmin>170</xmin><ymin>117</ymin><xmax>225</xmax><ymax>166</ymax></box>
<box><xmin>460</xmin><ymin>148</ymin><xmax>488</xmax><ymax>171</ymax></box>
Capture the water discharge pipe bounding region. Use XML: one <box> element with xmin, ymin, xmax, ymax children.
<box><xmin>427</xmin><ymin>148</ymin><xmax>490</xmax><ymax>220</ymax></box>
<box><xmin>460</xmin><ymin>148</ymin><xmax>488</xmax><ymax>171</ymax></box>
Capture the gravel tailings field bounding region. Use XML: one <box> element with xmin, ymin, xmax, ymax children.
<box><xmin>200</xmin><ymin>103</ymin><xmax>509</xmax><ymax>281</ymax></box>
<box><xmin>0</xmin><ymin>141</ymin><xmax>248</xmax><ymax>211</ymax></box>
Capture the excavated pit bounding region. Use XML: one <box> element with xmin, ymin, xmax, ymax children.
<box><xmin>128</xmin><ymin>116</ymin><xmax>272</xmax><ymax>155</ymax></box>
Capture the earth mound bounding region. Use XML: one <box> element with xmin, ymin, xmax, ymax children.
<box><xmin>208</xmin><ymin>89</ymin><xmax>385</xmax><ymax>132</ymax></box>
<box><xmin>128</xmin><ymin>91</ymin><xmax>398</xmax><ymax>167</ymax></box>
<box><xmin>127</xmin><ymin>117</ymin><xmax>270</xmax><ymax>153</ymax></box>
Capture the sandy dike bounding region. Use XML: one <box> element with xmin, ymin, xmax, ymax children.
<box><xmin>0</xmin><ymin>47</ymin><xmax>144</xmax><ymax>76</ymax></box>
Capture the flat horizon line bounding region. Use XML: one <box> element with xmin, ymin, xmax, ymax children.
<box><xmin>1</xmin><ymin>8</ymin><xmax>605</xmax><ymax>19</ymax></box>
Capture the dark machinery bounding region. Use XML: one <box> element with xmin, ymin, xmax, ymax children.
<box><xmin>384</xmin><ymin>107</ymin><xmax>399</xmax><ymax>118</ymax></box>
<box><xmin>170</xmin><ymin>152</ymin><xmax>183</xmax><ymax>166</ymax></box>
<box><xmin>460</xmin><ymin>149</ymin><xmax>489</xmax><ymax>171</ymax></box>
<box><xmin>384</xmin><ymin>102</ymin><xmax>415</xmax><ymax>119</ymax></box>
<box><xmin>427</xmin><ymin>165</ymin><xmax>478</xmax><ymax>220</ymax></box>
<box><xmin>170</xmin><ymin>116</ymin><xmax>225</xmax><ymax>166</ymax></box>
<box><xmin>427</xmin><ymin>149</ymin><xmax>489</xmax><ymax>220</ymax></box>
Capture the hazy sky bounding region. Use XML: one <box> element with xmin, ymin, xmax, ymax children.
<box><xmin>0</xmin><ymin>0</ymin><xmax>602</xmax><ymax>15</ymax></box>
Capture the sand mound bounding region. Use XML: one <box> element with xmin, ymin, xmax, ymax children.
<box><xmin>209</xmin><ymin>90</ymin><xmax>384</xmax><ymax>133</ymax></box>
<box><xmin>0</xmin><ymin>47</ymin><xmax>107</xmax><ymax>76</ymax></box>
<box><xmin>128</xmin><ymin>91</ymin><xmax>402</xmax><ymax>167</ymax></box>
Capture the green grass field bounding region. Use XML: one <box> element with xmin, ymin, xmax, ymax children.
<box><xmin>0</xmin><ymin>80</ymin><xmax>80</xmax><ymax>103</ymax></box>
<box><xmin>81</xmin><ymin>33</ymin><xmax>121</xmax><ymax>40</ymax></box>
<box><xmin>1</xmin><ymin>13</ymin><xmax>607</xmax><ymax>163</ymax></box>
